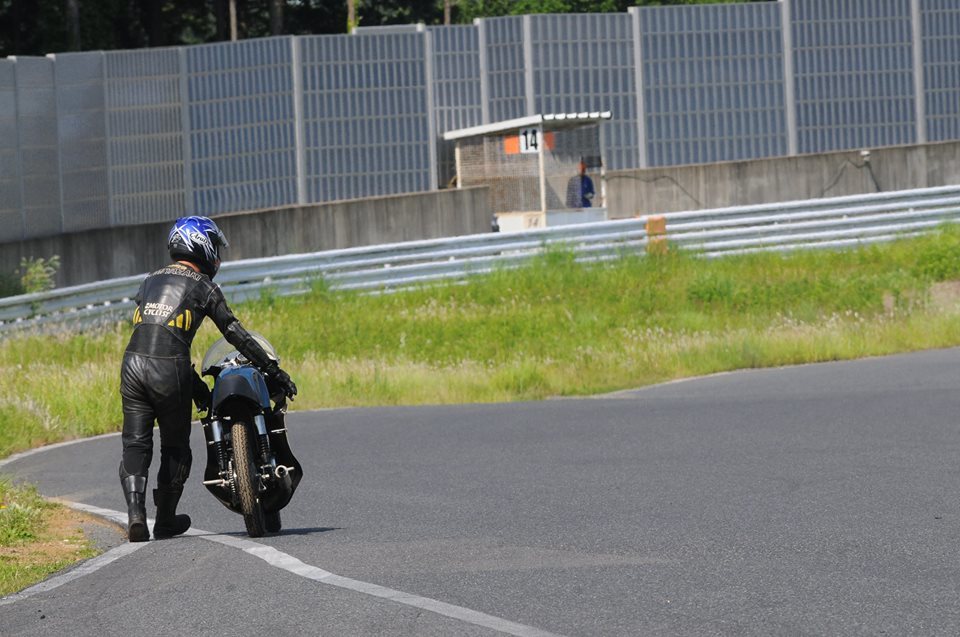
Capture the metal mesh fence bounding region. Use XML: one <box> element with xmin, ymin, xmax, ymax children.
<box><xmin>482</xmin><ymin>17</ymin><xmax>527</xmax><ymax>123</ymax></box>
<box><xmin>544</xmin><ymin>125</ymin><xmax>602</xmax><ymax>211</ymax></box>
<box><xmin>531</xmin><ymin>14</ymin><xmax>637</xmax><ymax>171</ymax></box>
<box><xmin>458</xmin><ymin>135</ymin><xmax>541</xmax><ymax>214</ymax></box>
<box><xmin>4</xmin><ymin>3</ymin><xmax>960</xmax><ymax>241</ymax></box>
<box><xmin>429</xmin><ymin>25</ymin><xmax>483</xmax><ymax>188</ymax></box>
<box><xmin>637</xmin><ymin>3</ymin><xmax>788</xmax><ymax>167</ymax></box>
<box><xmin>921</xmin><ymin>0</ymin><xmax>960</xmax><ymax>143</ymax></box>
<box><xmin>104</xmin><ymin>48</ymin><xmax>184</xmax><ymax>227</ymax></box>
<box><xmin>15</xmin><ymin>57</ymin><xmax>61</xmax><ymax>239</ymax></box>
<box><xmin>0</xmin><ymin>60</ymin><xmax>21</xmax><ymax>242</ymax></box>
<box><xmin>300</xmin><ymin>32</ymin><xmax>434</xmax><ymax>203</ymax></box>
<box><xmin>186</xmin><ymin>37</ymin><xmax>298</xmax><ymax>215</ymax></box>
<box><xmin>56</xmin><ymin>52</ymin><xmax>109</xmax><ymax>233</ymax></box>
<box><xmin>791</xmin><ymin>0</ymin><xmax>916</xmax><ymax>154</ymax></box>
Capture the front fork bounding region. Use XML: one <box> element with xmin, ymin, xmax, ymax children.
<box><xmin>203</xmin><ymin>414</ymin><xmax>293</xmax><ymax>490</ymax></box>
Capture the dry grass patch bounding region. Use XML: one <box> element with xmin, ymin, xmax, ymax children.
<box><xmin>0</xmin><ymin>485</ymin><xmax>102</xmax><ymax>597</ymax></box>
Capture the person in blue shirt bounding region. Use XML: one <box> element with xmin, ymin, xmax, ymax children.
<box><xmin>565</xmin><ymin>159</ymin><xmax>595</xmax><ymax>208</ymax></box>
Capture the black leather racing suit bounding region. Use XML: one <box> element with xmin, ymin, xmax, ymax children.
<box><xmin>119</xmin><ymin>263</ymin><xmax>279</xmax><ymax>489</ymax></box>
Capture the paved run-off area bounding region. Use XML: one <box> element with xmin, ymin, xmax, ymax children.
<box><xmin>3</xmin><ymin>348</ymin><xmax>960</xmax><ymax>635</ymax></box>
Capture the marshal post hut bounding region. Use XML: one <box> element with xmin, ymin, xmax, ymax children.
<box><xmin>444</xmin><ymin>112</ymin><xmax>612</xmax><ymax>232</ymax></box>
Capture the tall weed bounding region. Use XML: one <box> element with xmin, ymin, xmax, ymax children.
<box><xmin>0</xmin><ymin>480</ymin><xmax>49</xmax><ymax>545</ymax></box>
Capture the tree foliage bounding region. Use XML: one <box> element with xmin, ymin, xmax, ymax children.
<box><xmin>0</xmin><ymin>0</ymin><xmax>772</xmax><ymax>57</ymax></box>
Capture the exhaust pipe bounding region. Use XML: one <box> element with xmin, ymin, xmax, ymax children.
<box><xmin>273</xmin><ymin>465</ymin><xmax>294</xmax><ymax>479</ymax></box>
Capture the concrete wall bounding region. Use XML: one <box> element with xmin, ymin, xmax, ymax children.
<box><xmin>606</xmin><ymin>141</ymin><xmax>960</xmax><ymax>218</ymax></box>
<box><xmin>7</xmin><ymin>139</ymin><xmax>960</xmax><ymax>289</ymax></box>
<box><xmin>2</xmin><ymin>187</ymin><xmax>491</xmax><ymax>288</ymax></box>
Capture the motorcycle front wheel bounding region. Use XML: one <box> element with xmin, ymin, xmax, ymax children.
<box><xmin>232</xmin><ymin>422</ymin><xmax>266</xmax><ymax>538</ymax></box>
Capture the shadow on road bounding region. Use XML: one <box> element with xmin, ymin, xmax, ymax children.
<box><xmin>275</xmin><ymin>527</ymin><xmax>341</xmax><ymax>537</ymax></box>
<box><xmin>194</xmin><ymin>527</ymin><xmax>341</xmax><ymax>538</ymax></box>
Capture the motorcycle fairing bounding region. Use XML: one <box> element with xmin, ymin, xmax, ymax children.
<box><xmin>211</xmin><ymin>366</ymin><xmax>270</xmax><ymax>411</ymax></box>
<box><xmin>260</xmin><ymin>410</ymin><xmax>303</xmax><ymax>513</ymax></box>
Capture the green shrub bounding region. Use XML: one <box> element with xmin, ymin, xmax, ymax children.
<box><xmin>20</xmin><ymin>255</ymin><xmax>61</xmax><ymax>295</ymax></box>
<box><xmin>913</xmin><ymin>225</ymin><xmax>960</xmax><ymax>282</ymax></box>
<box><xmin>0</xmin><ymin>480</ymin><xmax>48</xmax><ymax>546</ymax></box>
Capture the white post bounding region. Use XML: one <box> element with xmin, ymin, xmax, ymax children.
<box><xmin>291</xmin><ymin>36</ymin><xmax>307</xmax><ymax>205</ymax></box>
<box><xmin>599</xmin><ymin>122</ymin><xmax>607</xmax><ymax>210</ymax></box>
<box><xmin>423</xmin><ymin>25</ymin><xmax>439</xmax><ymax>191</ymax></box>
<box><xmin>780</xmin><ymin>0</ymin><xmax>798</xmax><ymax>156</ymax></box>
<box><xmin>48</xmin><ymin>54</ymin><xmax>65</xmax><ymax>233</ymax></box>
<box><xmin>538</xmin><ymin>126</ymin><xmax>547</xmax><ymax>215</ymax></box>
<box><xmin>911</xmin><ymin>0</ymin><xmax>927</xmax><ymax>145</ymax></box>
<box><xmin>10</xmin><ymin>56</ymin><xmax>25</xmax><ymax>240</ymax></box>
<box><xmin>454</xmin><ymin>143</ymin><xmax>462</xmax><ymax>189</ymax></box>
<box><xmin>476</xmin><ymin>18</ymin><xmax>489</xmax><ymax>125</ymax></box>
<box><xmin>523</xmin><ymin>15</ymin><xmax>535</xmax><ymax>117</ymax></box>
<box><xmin>629</xmin><ymin>7</ymin><xmax>648</xmax><ymax>168</ymax></box>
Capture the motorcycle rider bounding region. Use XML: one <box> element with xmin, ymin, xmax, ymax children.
<box><xmin>119</xmin><ymin>216</ymin><xmax>297</xmax><ymax>542</ymax></box>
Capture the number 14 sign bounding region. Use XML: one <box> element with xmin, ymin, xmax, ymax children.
<box><xmin>519</xmin><ymin>126</ymin><xmax>542</xmax><ymax>153</ymax></box>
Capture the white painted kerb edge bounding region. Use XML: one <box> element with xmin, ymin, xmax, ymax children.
<box><xmin>1</xmin><ymin>496</ymin><xmax>565</xmax><ymax>637</ymax></box>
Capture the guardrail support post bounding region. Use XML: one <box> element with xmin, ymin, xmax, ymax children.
<box><xmin>645</xmin><ymin>215</ymin><xmax>667</xmax><ymax>254</ymax></box>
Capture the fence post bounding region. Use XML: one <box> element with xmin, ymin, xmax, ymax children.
<box><xmin>476</xmin><ymin>18</ymin><xmax>489</xmax><ymax>125</ymax></box>
<box><xmin>522</xmin><ymin>14</ymin><xmax>535</xmax><ymax>117</ymax></box>
<box><xmin>9</xmin><ymin>56</ymin><xmax>26</xmax><ymax>241</ymax></box>
<box><xmin>48</xmin><ymin>54</ymin><xmax>65</xmax><ymax>234</ymax></box>
<box><xmin>291</xmin><ymin>35</ymin><xmax>307</xmax><ymax>205</ymax></box>
<box><xmin>423</xmin><ymin>26</ymin><xmax>439</xmax><ymax>191</ymax></box>
<box><xmin>780</xmin><ymin>0</ymin><xmax>798</xmax><ymax>157</ymax></box>
<box><xmin>629</xmin><ymin>7</ymin><xmax>648</xmax><ymax>169</ymax></box>
<box><xmin>911</xmin><ymin>0</ymin><xmax>927</xmax><ymax>145</ymax></box>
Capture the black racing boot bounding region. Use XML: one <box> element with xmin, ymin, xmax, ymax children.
<box><xmin>121</xmin><ymin>475</ymin><xmax>149</xmax><ymax>542</ymax></box>
<box><xmin>152</xmin><ymin>486</ymin><xmax>191</xmax><ymax>539</ymax></box>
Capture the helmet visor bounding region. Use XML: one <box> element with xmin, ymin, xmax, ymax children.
<box><xmin>211</xmin><ymin>225</ymin><xmax>229</xmax><ymax>250</ymax></box>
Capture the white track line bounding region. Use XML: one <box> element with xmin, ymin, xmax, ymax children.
<box><xmin>0</xmin><ymin>501</ymin><xmax>149</xmax><ymax>605</ymax></box>
<box><xmin>0</xmin><ymin>429</ymin><xmax>564</xmax><ymax>635</ymax></box>
<box><xmin>30</xmin><ymin>501</ymin><xmax>564</xmax><ymax>637</ymax></box>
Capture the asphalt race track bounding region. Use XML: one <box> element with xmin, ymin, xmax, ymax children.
<box><xmin>4</xmin><ymin>348</ymin><xmax>960</xmax><ymax>636</ymax></box>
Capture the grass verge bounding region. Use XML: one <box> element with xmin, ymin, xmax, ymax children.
<box><xmin>3</xmin><ymin>227</ymin><xmax>960</xmax><ymax>458</ymax></box>
<box><xmin>0</xmin><ymin>479</ymin><xmax>99</xmax><ymax>597</ymax></box>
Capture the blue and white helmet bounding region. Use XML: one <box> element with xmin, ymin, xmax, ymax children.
<box><xmin>167</xmin><ymin>216</ymin><xmax>229</xmax><ymax>278</ymax></box>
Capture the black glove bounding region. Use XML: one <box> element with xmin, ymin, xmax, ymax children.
<box><xmin>271</xmin><ymin>367</ymin><xmax>298</xmax><ymax>400</ymax></box>
<box><xmin>192</xmin><ymin>368</ymin><xmax>211</xmax><ymax>413</ymax></box>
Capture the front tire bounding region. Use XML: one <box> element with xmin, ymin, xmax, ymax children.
<box><xmin>232</xmin><ymin>423</ymin><xmax>266</xmax><ymax>538</ymax></box>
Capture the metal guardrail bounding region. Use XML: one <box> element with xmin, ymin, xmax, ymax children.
<box><xmin>3</xmin><ymin>184</ymin><xmax>960</xmax><ymax>336</ymax></box>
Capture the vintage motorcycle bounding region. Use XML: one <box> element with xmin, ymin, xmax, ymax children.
<box><xmin>198</xmin><ymin>332</ymin><xmax>302</xmax><ymax>537</ymax></box>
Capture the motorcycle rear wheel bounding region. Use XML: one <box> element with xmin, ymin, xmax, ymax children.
<box><xmin>233</xmin><ymin>423</ymin><xmax>266</xmax><ymax>538</ymax></box>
